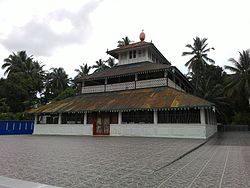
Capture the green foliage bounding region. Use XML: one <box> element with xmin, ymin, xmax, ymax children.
<box><xmin>232</xmin><ymin>112</ymin><xmax>250</xmax><ymax>125</ymax></box>
<box><xmin>105</xmin><ymin>57</ymin><xmax>117</xmax><ymax>68</ymax></box>
<box><xmin>183</xmin><ymin>38</ymin><xmax>232</xmax><ymax>123</ymax></box>
<box><xmin>117</xmin><ymin>36</ymin><xmax>133</xmax><ymax>47</ymax></box>
<box><xmin>44</xmin><ymin>67</ymin><xmax>70</xmax><ymax>101</ymax></box>
<box><xmin>182</xmin><ymin>37</ymin><xmax>215</xmax><ymax>74</ymax></box>
<box><xmin>191</xmin><ymin>65</ymin><xmax>232</xmax><ymax>123</ymax></box>
<box><xmin>224</xmin><ymin>50</ymin><xmax>250</xmax><ymax>110</ymax></box>
<box><xmin>0</xmin><ymin>113</ymin><xmax>32</xmax><ymax>120</ymax></box>
<box><xmin>0</xmin><ymin>98</ymin><xmax>10</xmax><ymax>113</ymax></box>
<box><xmin>92</xmin><ymin>59</ymin><xmax>109</xmax><ymax>72</ymax></box>
<box><xmin>54</xmin><ymin>87</ymin><xmax>77</xmax><ymax>101</ymax></box>
<box><xmin>0</xmin><ymin>73</ymin><xmax>32</xmax><ymax>112</ymax></box>
<box><xmin>1</xmin><ymin>51</ymin><xmax>45</xmax><ymax>112</ymax></box>
<box><xmin>74</xmin><ymin>63</ymin><xmax>91</xmax><ymax>79</ymax></box>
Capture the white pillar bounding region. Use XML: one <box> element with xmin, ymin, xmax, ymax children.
<box><xmin>84</xmin><ymin>112</ymin><xmax>87</xmax><ymax>125</ymax></box>
<box><xmin>208</xmin><ymin>110</ymin><xmax>211</xmax><ymax>124</ymax></box>
<box><xmin>154</xmin><ymin>110</ymin><xmax>158</xmax><ymax>124</ymax></box>
<box><xmin>200</xmin><ymin>109</ymin><xmax>206</xmax><ymax>124</ymax></box>
<box><xmin>118</xmin><ymin>111</ymin><xmax>122</xmax><ymax>124</ymax></box>
<box><xmin>34</xmin><ymin>114</ymin><xmax>38</xmax><ymax>124</ymax></box>
<box><xmin>58</xmin><ymin>113</ymin><xmax>62</xmax><ymax>124</ymax></box>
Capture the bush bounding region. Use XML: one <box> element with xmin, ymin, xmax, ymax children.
<box><xmin>0</xmin><ymin>113</ymin><xmax>33</xmax><ymax>121</ymax></box>
<box><xmin>232</xmin><ymin>112</ymin><xmax>250</xmax><ymax>125</ymax></box>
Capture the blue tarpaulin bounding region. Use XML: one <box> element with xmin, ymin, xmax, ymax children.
<box><xmin>0</xmin><ymin>121</ymin><xmax>34</xmax><ymax>135</ymax></box>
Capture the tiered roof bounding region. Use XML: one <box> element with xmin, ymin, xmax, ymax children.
<box><xmin>77</xmin><ymin>61</ymin><xmax>170</xmax><ymax>81</ymax></box>
<box><xmin>28</xmin><ymin>87</ymin><xmax>213</xmax><ymax>114</ymax></box>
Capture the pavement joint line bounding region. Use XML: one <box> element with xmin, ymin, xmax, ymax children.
<box><xmin>218</xmin><ymin>146</ymin><xmax>230</xmax><ymax>188</ymax></box>
<box><xmin>155</xmin><ymin>141</ymin><xmax>215</xmax><ymax>188</ymax></box>
<box><xmin>92</xmin><ymin>141</ymin><xmax>202</xmax><ymax>187</ymax></box>
<box><xmin>154</xmin><ymin>138</ymin><xmax>209</xmax><ymax>172</ymax></box>
<box><xmin>187</xmin><ymin>144</ymin><xmax>219</xmax><ymax>188</ymax></box>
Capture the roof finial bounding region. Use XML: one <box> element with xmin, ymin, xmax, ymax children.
<box><xmin>139</xmin><ymin>29</ymin><xmax>145</xmax><ymax>41</ymax></box>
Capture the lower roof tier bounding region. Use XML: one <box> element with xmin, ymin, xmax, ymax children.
<box><xmin>28</xmin><ymin>87</ymin><xmax>214</xmax><ymax>114</ymax></box>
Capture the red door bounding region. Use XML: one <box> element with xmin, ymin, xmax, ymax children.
<box><xmin>93</xmin><ymin>113</ymin><xmax>110</xmax><ymax>136</ymax></box>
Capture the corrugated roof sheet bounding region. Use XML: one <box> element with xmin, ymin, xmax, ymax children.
<box><xmin>78</xmin><ymin>62</ymin><xmax>171</xmax><ymax>81</ymax></box>
<box><xmin>27</xmin><ymin>87</ymin><xmax>213</xmax><ymax>114</ymax></box>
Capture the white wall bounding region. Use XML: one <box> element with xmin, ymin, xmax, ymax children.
<box><xmin>110</xmin><ymin>123</ymin><xmax>209</xmax><ymax>139</ymax></box>
<box><xmin>118</xmin><ymin>48</ymin><xmax>152</xmax><ymax>65</ymax></box>
<box><xmin>33</xmin><ymin>123</ymin><xmax>217</xmax><ymax>139</ymax></box>
<box><xmin>205</xmin><ymin>124</ymin><xmax>217</xmax><ymax>138</ymax></box>
<box><xmin>34</xmin><ymin>124</ymin><xmax>92</xmax><ymax>135</ymax></box>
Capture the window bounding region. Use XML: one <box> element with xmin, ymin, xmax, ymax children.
<box><xmin>158</xmin><ymin>109</ymin><xmax>200</xmax><ymax>124</ymax></box>
<box><xmin>87</xmin><ymin>112</ymin><xmax>97</xmax><ymax>124</ymax></box>
<box><xmin>61</xmin><ymin>113</ymin><xmax>84</xmax><ymax>124</ymax></box>
<box><xmin>110</xmin><ymin>112</ymin><xmax>118</xmax><ymax>124</ymax></box>
<box><xmin>122</xmin><ymin>111</ymin><xmax>153</xmax><ymax>124</ymax></box>
<box><xmin>46</xmin><ymin>114</ymin><xmax>59</xmax><ymax>124</ymax></box>
<box><xmin>129</xmin><ymin>51</ymin><xmax>133</xmax><ymax>59</ymax></box>
<box><xmin>37</xmin><ymin>115</ymin><xmax>46</xmax><ymax>124</ymax></box>
<box><xmin>133</xmin><ymin>50</ymin><xmax>136</xmax><ymax>58</ymax></box>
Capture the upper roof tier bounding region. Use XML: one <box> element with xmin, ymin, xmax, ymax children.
<box><xmin>77</xmin><ymin>61</ymin><xmax>170</xmax><ymax>81</ymax></box>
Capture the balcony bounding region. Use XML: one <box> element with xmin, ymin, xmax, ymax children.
<box><xmin>106</xmin><ymin>82</ymin><xmax>135</xmax><ymax>92</ymax></box>
<box><xmin>136</xmin><ymin>78</ymin><xmax>167</xmax><ymax>89</ymax></box>
<box><xmin>81</xmin><ymin>78</ymin><xmax>185</xmax><ymax>93</ymax></box>
<box><xmin>82</xmin><ymin>85</ymin><xmax>105</xmax><ymax>93</ymax></box>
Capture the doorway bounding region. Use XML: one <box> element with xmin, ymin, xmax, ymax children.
<box><xmin>93</xmin><ymin>113</ymin><xmax>110</xmax><ymax>136</ymax></box>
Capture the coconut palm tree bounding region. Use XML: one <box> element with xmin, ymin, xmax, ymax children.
<box><xmin>117</xmin><ymin>36</ymin><xmax>133</xmax><ymax>47</ymax></box>
<box><xmin>92</xmin><ymin>59</ymin><xmax>109</xmax><ymax>72</ymax></box>
<box><xmin>49</xmin><ymin>67</ymin><xmax>69</xmax><ymax>90</ymax></box>
<box><xmin>182</xmin><ymin>37</ymin><xmax>215</xmax><ymax>73</ymax></box>
<box><xmin>224</xmin><ymin>50</ymin><xmax>250</xmax><ymax>107</ymax></box>
<box><xmin>105</xmin><ymin>57</ymin><xmax>117</xmax><ymax>68</ymax></box>
<box><xmin>195</xmin><ymin>76</ymin><xmax>231</xmax><ymax>121</ymax></box>
<box><xmin>74</xmin><ymin>63</ymin><xmax>91</xmax><ymax>78</ymax></box>
<box><xmin>44</xmin><ymin>67</ymin><xmax>69</xmax><ymax>100</ymax></box>
<box><xmin>2</xmin><ymin>51</ymin><xmax>33</xmax><ymax>77</ymax></box>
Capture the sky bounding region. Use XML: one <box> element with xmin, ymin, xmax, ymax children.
<box><xmin>0</xmin><ymin>0</ymin><xmax>249</xmax><ymax>78</ymax></box>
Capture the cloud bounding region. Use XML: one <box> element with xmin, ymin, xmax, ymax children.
<box><xmin>1</xmin><ymin>0</ymin><xmax>103</xmax><ymax>56</ymax></box>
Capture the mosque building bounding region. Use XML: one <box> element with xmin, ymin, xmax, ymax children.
<box><xmin>28</xmin><ymin>31</ymin><xmax>217</xmax><ymax>138</ymax></box>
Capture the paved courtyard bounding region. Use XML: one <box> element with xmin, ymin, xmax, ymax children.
<box><xmin>0</xmin><ymin>132</ymin><xmax>249</xmax><ymax>188</ymax></box>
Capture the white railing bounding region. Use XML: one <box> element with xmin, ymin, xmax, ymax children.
<box><xmin>168</xmin><ymin>79</ymin><xmax>185</xmax><ymax>92</ymax></box>
<box><xmin>175</xmin><ymin>85</ymin><xmax>184</xmax><ymax>92</ymax></box>
<box><xmin>136</xmin><ymin>78</ymin><xmax>167</xmax><ymax>89</ymax></box>
<box><xmin>168</xmin><ymin>79</ymin><xmax>175</xmax><ymax>88</ymax></box>
<box><xmin>81</xmin><ymin>78</ymin><xmax>185</xmax><ymax>93</ymax></box>
<box><xmin>106</xmin><ymin>82</ymin><xmax>135</xmax><ymax>91</ymax></box>
<box><xmin>81</xmin><ymin>85</ymin><xmax>105</xmax><ymax>93</ymax></box>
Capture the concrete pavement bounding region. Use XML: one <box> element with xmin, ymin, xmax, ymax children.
<box><xmin>0</xmin><ymin>132</ymin><xmax>249</xmax><ymax>187</ymax></box>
